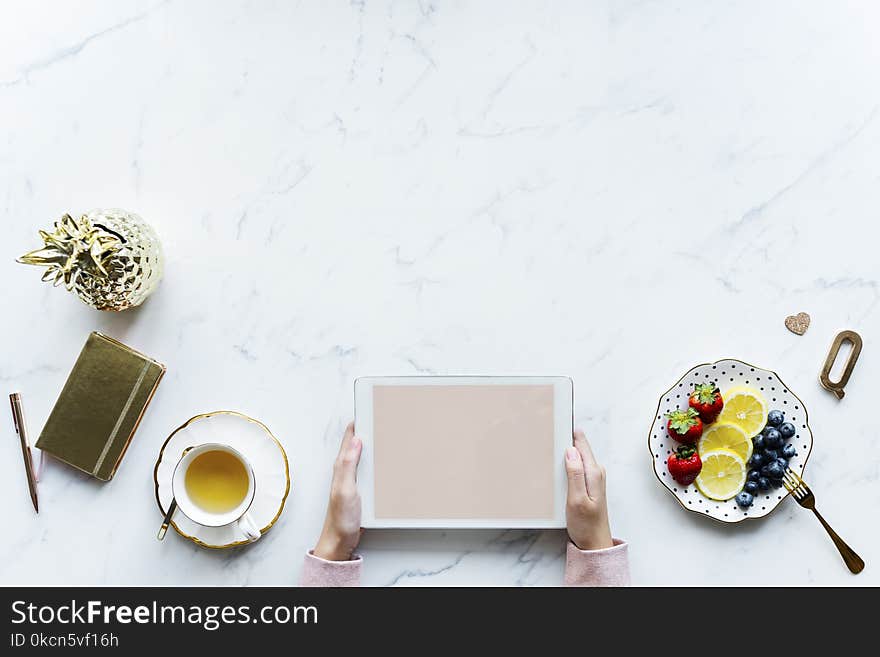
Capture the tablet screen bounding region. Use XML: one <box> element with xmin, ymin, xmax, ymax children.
<box><xmin>372</xmin><ymin>384</ymin><xmax>556</xmax><ymax>520</ymax></box>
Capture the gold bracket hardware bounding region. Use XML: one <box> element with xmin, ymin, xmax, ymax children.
<box><xmin>819</xmin><ymin>330</ymin><xmax>863</xmax><ymax>400</ymax></box>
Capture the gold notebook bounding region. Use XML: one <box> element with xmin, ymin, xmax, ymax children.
<box><xmin>36</xmin><ymin>332</ymin><xmax>165</xmax><ymax>481</ymax></box>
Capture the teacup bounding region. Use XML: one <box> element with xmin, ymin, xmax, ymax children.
<box><xmin>171</xmin><ymin>443</ymin><xmax>261</xmax><ymax>541</ymax></box>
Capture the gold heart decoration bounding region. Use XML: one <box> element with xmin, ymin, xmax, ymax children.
<box><xmin>784</xmin><ymin>312</ymin><xmax>810</xmax><ymax>336</ymax></box>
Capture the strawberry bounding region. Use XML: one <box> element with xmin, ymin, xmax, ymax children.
<box><xmin>688</xmin><ymin>383</ymin><xmax>724</xmax><ymax>423</ymax></box>
<box><xmin>667</xmin><ymin>444</ymin><xmax>702</xmax><ymax>485</ymax></box>
<box><xmin>665</xmin><ymin>407</ymin><xmax>703</xmax><ymax>444</ymax></box>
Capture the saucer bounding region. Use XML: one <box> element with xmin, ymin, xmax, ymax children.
<box><xmin>154</xmin><ymin>410</ymin><xmax>291</xmax><ymax>548</ymax></box>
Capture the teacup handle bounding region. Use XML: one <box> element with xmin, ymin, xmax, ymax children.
<box><xmin>237</xmin><ymin>512</ymin><xmax>261</xmax><ymax>542</ymax></box>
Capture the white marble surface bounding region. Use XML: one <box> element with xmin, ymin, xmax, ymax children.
<box><xmin>2</xmin><ymin>0</ymin><xmax>879</xmax><ymax>586</ymax></box>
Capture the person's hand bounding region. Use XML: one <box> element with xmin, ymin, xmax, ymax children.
<box><xmin>564</xmin><ymin>429</ymin><xmax>614</xmax><ymax>551</ymax></box>
<box><xmin>313</xmin><ymin>422</ymin><xmax>363</xmax><ymax>561</ymax></box>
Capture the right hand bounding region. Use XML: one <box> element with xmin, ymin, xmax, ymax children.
<box><xmin>564</xmin><ymin>429</ymin><xmax>614</xmax><ymax>551</ymax></box>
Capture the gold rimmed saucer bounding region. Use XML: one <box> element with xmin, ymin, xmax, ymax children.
<box><xmin>153</xmin><ymin>410</ymin><xmax>291</xmax><ymax>549</ymax></box>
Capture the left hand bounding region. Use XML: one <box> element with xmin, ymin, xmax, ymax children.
<box><xmin>313</xmin><ymin>422</ymin><xmax>363</xmax><ymax>561</ymax></box>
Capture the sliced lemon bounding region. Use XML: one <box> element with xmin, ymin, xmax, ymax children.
<box><xmin>695</xmin><ymin>449</ymin><xmax>747</xmax><ymax>501</ymax></box>
<box><xmin>698</xmin><ymin>422</ymin><xmax>753</xmax><ymax>463</ymax></box>
<box><xmin>717</xmin><ymin>385</ymin><xmax>767</xmax><ymax>437</ymax></box>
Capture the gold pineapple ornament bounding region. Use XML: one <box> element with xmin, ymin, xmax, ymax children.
<box><xmin>18</xmin><ymin>209</ymin><xmax>163</xmax><ymax>311</ymax></box>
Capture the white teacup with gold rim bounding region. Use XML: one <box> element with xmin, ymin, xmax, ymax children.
<box><xmin>172</xmin><ymin>443</ymin><xmax>261</xmax><ymax>541</ymax></box>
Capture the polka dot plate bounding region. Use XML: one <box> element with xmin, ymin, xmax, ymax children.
<box><xmin>648</xmin><ymin>359</ymin><xmax>813</xmax><ymax>523</ymax></box>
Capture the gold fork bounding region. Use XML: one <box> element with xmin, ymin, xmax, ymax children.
<box><xmin>782</xmin><ymin>468</ymin><xmax>864</xmax><ymax>574</ymax></box>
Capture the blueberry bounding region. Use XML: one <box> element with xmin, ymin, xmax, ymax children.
<box><xmin>770</xmin><ymin>477</ymin><xmax>784</xmax><ymax>488</ymax></box>
<box><xmin>763</xmin><ymin>449</ymin><xmax>779</xmax><ymax>461</ymax></box>
<box><xmin>748</xmin><ymin>469</ymin><xmax>761</xmax><ymax>481</ymax></box>
<box><xmin>763</xmin><ymin>428</ymin><xmax>783</xmax><ymax>449</ymax></box>
<box><xmin>749</xmin><ymin>453</ymin><xmax>764</xmax><ymax>468</ymax></box>
<box><xmin>767</xmin><ymin>410</ymin><xmax>784</xmax><ymax>427</ymax></box>
<box><xmin>758</xmin><ymin>477</ymin><xmax>771</xmax><ymax>490</ymax></box>
<box><xmin>744</xmin><ymin>480</ymin><xmax>759</xmax><ymax>494</ymax></box>
<box><xmin>778</xmin><ymin>422</ymin><xmax>796</xmax><ymax>439</ymax></box>
<box><xmin>775</xmin><ymin>457</ymin><xmax>789</xmax><ymax>470</ymax></box>
<box><xmin>764</xmin><ymin>461</ymin><xmax>784</xmax><ymax>479</ymax></box>
<box><xmin>752</xmin><ymin>434</ymin><xmax>765</xmax><ymax>450</ymax></box>
<box><xmin>781</xmin><ymin>443</ymin><xmax>797</xmax><ymax>459</ymax></box>
<box><xmin>735</xmin><ymin>491</ymin><xmax>754</xmax><ymax>508</ymax></box>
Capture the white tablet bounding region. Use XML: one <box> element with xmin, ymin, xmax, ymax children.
<box><xmin>354</xmin><ymin>376</ymin><xmax>573</xmax><ymax>528</ymax></box>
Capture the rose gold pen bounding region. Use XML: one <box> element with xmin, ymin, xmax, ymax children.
<box><xmin>9</xmin><ymin>393</ymin><xmax>39</xmax><ymax>513</ymax></box>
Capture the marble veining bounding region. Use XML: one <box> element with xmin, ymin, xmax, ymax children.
<box><xmin>1</xmin><ymin>0</ymin><xmax>878</xmax><ymax>585</ymax></box>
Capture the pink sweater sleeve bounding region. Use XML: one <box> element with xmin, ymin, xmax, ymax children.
<box><xmin>299</xmin><ymin>540</ymin><xmax>629</xmax><ymax>587</ymax></box>
<box><xmin>563</xmin><ymin>538</ymin><xmax>630</xmax><ymax>586</ymax></box>
<box><xmin>299</xmin><ymin>551</ymin><xmax>362</xmax><ymax>587</ymax></box>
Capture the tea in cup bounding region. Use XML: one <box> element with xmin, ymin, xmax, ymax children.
<box><xmin>172</xmin><ymin>443</ymin><xmax>261</xmax><ymax>541</ymax></box>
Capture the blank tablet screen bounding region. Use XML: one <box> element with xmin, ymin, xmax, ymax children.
<box><xmin>372</xmin><ymin>384</ymin><xmax>555</xmax><ymax>520</ymax></box>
